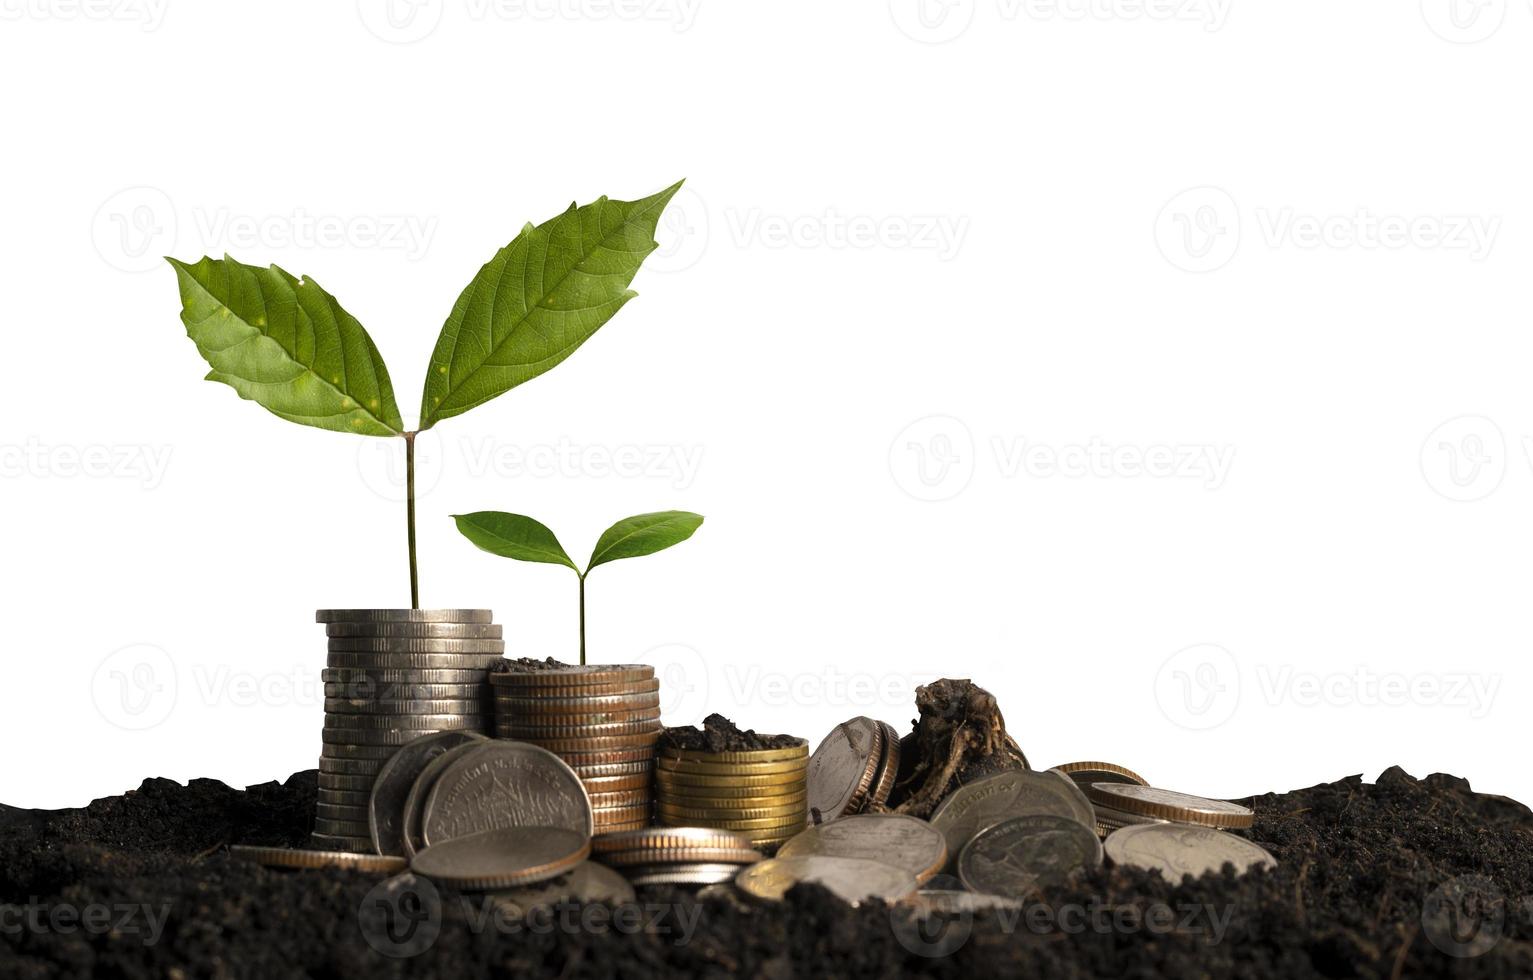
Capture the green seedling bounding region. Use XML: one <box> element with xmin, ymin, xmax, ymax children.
<box><xmin>166</xmin><ymin>182</ymin><xmax>684</xmax><ymax>608</ymax></box>
<box><xmin>453</xmin><ymin>510</ymin><xmax>703</xmax><ymax>665</ymax></box>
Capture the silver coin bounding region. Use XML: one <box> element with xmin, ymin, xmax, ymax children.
<box><xmin>318</xmin><ymin>773</ymin><xmax>379</xmax><ymax>792</ymax></box>
<box><xmin>778</xmin><ymin>814</ymin><xmax>948</xmax><ymax>883</ymax></box>
<box><xmin>317</xmin><ymin>789</ymin><xmax>376</xmax><ymax>807</ymax></box>
<box><xmin>492</xmin><ymin>693</ymin><xmax>662</xmax><ymax>711</ymax></box>
<box><xmin>929</xmin><ymin>770</ymin><xmax>1096</xmax><ymax>865</ymax></box>
<box><xmin>568</xmin><ymin>760</ymin><xmax>654</xmax><ymax>779</ymax></box>
<box><xmin>1103</xmin><ymin>824</ymin><xmax>1276</xmax><ymax>879</ymax></box>
<box><xmin>411</xmin><ymin>826</ymin><xmax>591</xmax><ymax>890</ymax></box>
<box><xmin>422</xmin><ymin>741</ymin><xmax>593</xmax><ymax>847</ymax></box>
<box><xmin>323</xmin><ymin>724</ymin><xmax>486</xmax><ymax>746</ymax></box>
<box><xmin>906</xmin><ymin>890</ymin><xmax>1024</xmax><ymax>915</ymax></box>
<box><xmin>316</xmin><ymin>608</ymin><xmax>493</xmax><ymax>624</ymax></box>
<box><xmin>316</xmin><ymin>801</ymin><xmax>372</xmax><ymax>820</ymax></box>
<box><xmin>308</xmin><ymin>831</ymin><xmax>376</xmax><ymax>851</ymax></box>
<box><xmin>736</xmin><ymin>855</ymin><xmax>919</xmax><ymax>905</ymax></box>
<box><xmin>324</xmin><ymin>683</ymin><xmax>486</xmax><ymax>700</ymax></box>
<box><xmin>1092</xmin><ymin>804</ymin><xmax>1168</xmax><ymax>831</ymax></box>
<box><xmin>401</xmin><ymin>741</ymin><xmax>487</xmax><ymax>858</ymax></box>
<box><xmin>487</xmin><ymin>860</ymin><xmax>636</xmax><ymax>917</ymax></box>
<box><xmin>326</xmin><ymin>652</ymin><xmax>502</xmax><ymax>670</ymax></box>
<box><xmin>806</xmin><ymin>717</ymin><xmax>883</xmax><ymax>823</ymax></box>
<box><xmin>319</xmin><ymin>742</ymin><xmax>405</xmax><ymax>760</ymax></box>
<box><xmin>326</xmin><ymin>621</ymin><xmax>503</xmax><ymax>639</ymax></box>
<box><xmin>328</xmin><ymin>637</ymin><xmax>507</xmax><ymax>654</ymax></box>
<box><xmin>625</xmin><ymin>863</ymin><xmax>744</xmax><ymax>887</ymax></box>
<box><xmin>367</xmin><ymin>730</ymin><xmax>489</xmax><ymax>857</ymax></box>
<box><xmin>322</xmin><ymin>668</ymin><xmax>492</xmax><ymax>685</ymax></box>
<box><xmin>324</xmin><ymin>698</ymin><xmax>488</xmax><ymax>715</ymax></box>
<box><xmin>324</xmin><ymin>713</ymin><xmax>486</xmax><ymax>731</ymax></box>
<box><xmin>319</xmin><ymin>758</ymin><xmax>390</xmax><ymax>776</ymax></box>
<box><xmin>957</xmin><ymin>815</ymin><xmax>1103</xmax><ymax>897</ymax></box>
<box><xmin>1086</xmin><ymin>784</ymin><xmax>1255</xmax><ymax>830</ymax></box>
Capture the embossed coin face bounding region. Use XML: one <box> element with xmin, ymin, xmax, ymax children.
<box><xmin>421</xmin><ymin>742</ymin><xmax>592</xmax><ymax>847</ymax></box>
<box><xmin>957</xmin><ymin>815</ymin><xmax>1103</xmax><ymax>897</ymax></box>
<box><xmin>778</xmin><ymin>814</ymin><xmax>947</xmax><ymax>883</ymax></box>
<box><xmin>487</xmin><ymin>861</ymin><xmax>635</xmax><ymax>918</ymax></box>
<box><xmin>929</xmin><ymin>770</ymin><xmax>1096</xmax><ymax>864</ymax></box>
<box><xmin>736</xmin><ymin>855</ymin><xmax>919</xmax><ymax>905</ymax></box>
<box><xmin>411</xmin><ymin>826</ymin><xmax>591</xmax><ymax>890</ymax></box>
<box><xmin>1103</xmin><ymin>823</ymin><xmax>1276</xmax><ymax>880</ymax></box>
<box><xmin>1086</xmin><ymin>784</ymin><xmax>1254</xmax><ymax>829</ymax></box>
<box><xmin>806</xmin><ymin>718</ymin><xmax>883</xmax><ymax>823</ymax></box>
<box><xmin>401</xmin><ymin>741</ymin><xmax>487</xmax><ymax>857</ymax></box>
<box><xmin>369</xmin><ymin>730</ymin><xmax>489</xmax><ymax>857</ymax></box>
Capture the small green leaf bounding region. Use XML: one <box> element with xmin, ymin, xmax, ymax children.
<box><xmin>168</xmin><ymin>255</ymin><xmax>404</xmax><ymax>436</ymax></box>
<box><xmin>454</xmin><ymin>512</ymin><xmax>577</xmax><ymax>570</ymax></box>
<box><xmin>419</xmin><ymin>181</ymin><xmax>685</xmax><ymax>430</ymax></box>
<box><xmin>588</xmin><ymin>511</ymin><xmax>704</xmax><ymax>571</ymax></box>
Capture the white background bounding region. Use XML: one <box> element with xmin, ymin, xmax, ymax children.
<box><xmin>1</xmin><ymin>0</ymin><xmax>1529</xmax><ymax>810</ymax></box>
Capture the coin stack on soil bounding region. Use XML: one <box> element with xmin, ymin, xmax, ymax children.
<box><xmin>314</xmin><ymin>609</ymin><xmax>502</xmax><ymax>853</ymax></box>
<box><xmin>489</xmin><ymin>661</ymin><xmax>660</xmax><ymax>836</ymax></box>
<box><xmin>591</xmin><ymin>827</ymin><xmax>762</xmax><ymax>886</ymax></box>
<box><xmin>654</xmin><ymin>715</ymin><xmax>809</xmax><ymax>850</ymax></box>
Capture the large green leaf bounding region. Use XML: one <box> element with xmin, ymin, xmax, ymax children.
<box><xmin>588</xmin><ymin>511</ymin><xmax>704</xmax><ymax>571</ymax></box>
<box><xmin>454</xmin><ymin>512</ymin><xmax>577</xmax><ymax>570</ymax></box>
<box><xmin>168</xmin><ymin>255</ymin><xmax>404</xmax><ymax>436</ymax></box>
<box><xmin>419</xmin><ymin>181</ymin><xmax>684</xmax><ymax>430</ymax></box>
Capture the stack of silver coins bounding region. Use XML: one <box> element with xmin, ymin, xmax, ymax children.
<box><xmin>490</xmin><ymin>663</ymin><xmax>660</xmax><ymax>836</ymax></box>
<box><xmin>314</xmin><ymin>609</ymin><xmax>502</xmax><ymax>853</ymax></box>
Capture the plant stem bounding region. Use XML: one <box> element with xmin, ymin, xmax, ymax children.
<box><xmin>405</xmin><ymin>432</ymin><xmax>419</xmax><ymax>610</ymax></box>
<box><xmin>578</xmin><ymin>572</ymin><xmax>587</xmax><ymax>666</ymax></box>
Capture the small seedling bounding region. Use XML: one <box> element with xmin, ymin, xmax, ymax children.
<box><xmin>166</xmin><ymin>182</ymin><xmax>683</xmax><ymax>608</ymax></box>
<box><xmin>453</xmin><ymin>511</ymin><xmax>704</xmax><ymax>665</ymax></box>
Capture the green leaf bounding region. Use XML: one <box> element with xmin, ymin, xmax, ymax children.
<box><xmin>588</xmin><ymin>511</ymin><xmax>704</xmax><ymax>571</ymax></box>
<box><xmin>454</xmin><ymin>512</ymin><xmax>577</xmax><ymax>570</ymax></box>
<box><xmin>168</xmin><ymin>255</ymin><xmax>404</xmax><ymax>436</ymax></box>
<box><xmin>419</xmin><ymin>181</ymin><xmax>685</xmax><ymax>430</ymax></box>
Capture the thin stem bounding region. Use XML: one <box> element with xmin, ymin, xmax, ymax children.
<box><xmin>578</xmin><ymin>571</ymin><xmax>587</xmax><ymax>666</ymax></box>
<box><xmin>405</xmin><ymin>432</ymin><xmax>419</xmax><ymax>610</ymax></box>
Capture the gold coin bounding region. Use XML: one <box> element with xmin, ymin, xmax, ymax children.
<box><xmin>591</xmin><ymin>803</ymin><xmax>652</xmax><ymax>825</ymax></box>
<box><xmin>578</xmin><ymin>773</ymin><xmax>652</xmax><ymax>793</ymax></box>
<box><xmin>229</xmin><ymin>845</ymin><xmax>406</xmax><ymax>874</ymax></box>
<box><xmin>655</xmin><ymin>757</ymin><xmax>807</xmax><ymax>776</ymax></box>
<box><xmin>656</xmin><ymin>781</ymin><xmax>806</xmax><ymax>801</ymax></box>
<box><xmin>592</xmin><ymin>827</ymin><xmax>755</xmax><ymax>853</ymax></box>
<box><xmin>514</xmin><ymin>732</ymin><xmax>662</xmax><ymax>751</ymax></box>
<box><xmin>588</xmin><ymin>789</ymin><xmax>651</xmax><ymax>809</ymax></box>
<box><xmin>653</xmin><ymin>769</ymin><xmax>809</xmax><ymax>791</ymax></box>
<box><xmin>1053</xmin><ymin>760</ymin><xmax>1148</xmax><ymax>786</ymax></box>
<box><xmin>502</xmin><ymin>719</ymin><xmax>663</xmax><ymax>739</ymax></box>
<box><xmin>663</xmin><ymin>813</ymin><xmax>805</xmax><ymax>832</ymax></box>
<box><xmin>657</xmin><ymin>742</ymin><xmax>808</xmax><ymax>764</ymax></box>
<box><xmin>589</xmin><ymin>816</ymin><xmax>649</xmax><ymax>835</ymax></box>
<box><xmin>656</xmin><ymin>802</ymin><xmax>807</xmax><ymax>822</ymax></box>
<box><xmin>867</xmin><ymin>722</ymin><xmax>901</xmax><ymax>809</ymax></box>
<box><xmin>555</xmin><ymin>747</ymin><xmax>657</xmax><ymax>766</ymax></box>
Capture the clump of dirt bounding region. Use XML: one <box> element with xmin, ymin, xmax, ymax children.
<box><xmin>888</xmin><ymin>678</ymin><xmax>1030</xmax><ymax>817</ymax></box>
<box><xmin>490</xmin><ymin>657</ymin><xmax>575</xmax><ymax>675</ymax></box>
<box><xmin>659</xmin><ymin>713</ymin><xmax>806</xmax><ymax>753</ymax></box>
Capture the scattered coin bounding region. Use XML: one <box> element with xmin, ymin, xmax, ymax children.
<box><xmin>625</xmin><ymin>863</ymin><xmax>744</xmax><ymax>886</ymax></box>
<box><xmin>1085</xmin><ymin>784</ymin><xmax>1254</xmax><ymax>830</ymax></box>
<box><xmin>421</xmin><ymin>741</ymin><xmax>593</xmax><ymax>847</ymax></box>
<box><xmin>957</xmin><ymin>815</ymin><xmax>1103</xmax><ymax>897</ymax></box>
<box><xmin>928</xmin><ymin>769</ymin><xmax>1096</xmax><ymax>865</ymax></box>
<box><xmin>411</xmin><ymin>826</ymin><xmax>591</xmax><ymax>890</ymax></box>
<box><xmin>487</xmin><ymin>860</ymin><xmax>636</xmax><ymax>917</ymax></box>
<box><xmin>1049</xmin><ymin>761</ymin><xmax>1148</xmax><ymax>789</ymax></box>
<box><xmin>778</xmin><ymin>814</ymin><xmax>947</xmax><ymax>883</ymax></box>
<box><xmin>736</xmin><ymin>855</ymin><xmax>919</xmax><ymax>905</ymax></box>
<box><xmin>229</xmin><ymin>845</ymin><xmax>407</xmax><ymax>874</ymax></box>
<box><xmin>1103</xmin><ymin>823</ymin><xmax>1277</xmax><ymax>879</ymax></box>
<box><xmin>806</xmin><ymin>718</ymin><xmax>884</xmax><ymax>823</ymax></box>
<box><xmin>368</xmin><ymin>730</ymin><xmax>489</xmax><ymax>857</ymax></box>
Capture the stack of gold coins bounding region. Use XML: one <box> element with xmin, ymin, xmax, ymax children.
<box><xmin>490</xmin><ymin>663</ymin><xmax>660</xmax><ymax>836</ymax></box>
<box><xmin>654</xmin><ymin>740</ymin><xmax>809</xmax><ymax>850</ymax></box>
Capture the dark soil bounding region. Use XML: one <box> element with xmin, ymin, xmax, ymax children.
<box><xmin>490</xmin><ymin>658</ymin><xmax>574</xmax><ymax>675</ymax></box>
<box><xmin>4</xmin><ymin>765</ymin><xmax>1530</xmax><ymax>978</ymax></box>
<box><xmin>659</xmin><ymin>713</ymin><xmax>806</xmax><ymax>753</ymax></box>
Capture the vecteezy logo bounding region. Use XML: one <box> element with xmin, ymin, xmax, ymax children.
<box><xmin>92</xmin><ymin>644</ymin><xmax>178</xmax><ymax>731</ymax></box>
<box><xmin>356</xmin><ymin>428</ymin><xmax>443</xmax><ymax>504</ymax></box>
<box><xmin>889</xmin><ymin>903</ymin><xmax>974</xmax><ymax>958</ymax></box>
<box><xmin>1155</xmin><ymin>644</ymin><xmax>1240</xmax><ymax>730</ymax></box>
<box><xmin>1422</xmin><ymin>875</ymin><xmax>1505</xmax><ymax>957</ymax></box>
<box><xmin>92</xmin><ymin>186</ymin><xmax>178</xmax><ymax>274</ymax></box>
<box><xmin>1154</xmin><ymin>187</ymin><xmax>1240</xmax><ymax>273</ymax></box>
<box><xmin>640</xmin><ymin>643</ymin><xmax>710</xmax><ymax>727</ymax></box>
<box><xmin>1420</xmin><ymin>416</ymin><xmax>1505</xmax><ymax>503</ymax></box>
<box><xmin>357</xmin><ymin>0</ymin><xmax>444</xmax><ymax>43</ymax></box>
<box><xmin>648</xmin><ymin>185</ymin><xmax>710</xmax><ymax>273</ymax></box>
<box><xmin>888</xmin><ymin>415</ymin><xmax>976</xmax><ymax>502</ymax></box>
<box><xmin>889</xmin><ymin>0</ymin><xmax>976</xmax><ymax>43</ymax></box>
<box><xmin>358</xmin><ymin>874</ymin><xmax>442</xmax><ymax>958</ymax></box>
<box><xmin>1420</xmin><ymin>0</ymin><xmax>1506</xmax><ymax>43</ymax></box>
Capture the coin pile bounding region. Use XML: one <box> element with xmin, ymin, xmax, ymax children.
<box><xmin>490</xmin><ymin>663</ymin><xmax>661</xmax><ymax>836</ymax></box>
<box><xmin>805</xmin><ymin>717</ymin><xmax>901</xmax><ymax>823</ymax></box>
<box><xmin>592</xmin><ymin>827</ymin><xmax>762</xmax><ymax>886</ymax></box>
<box><xmin>655</xmin><ymin>740</ymin><xmax>809</xmax><ymax>850</ymax></box>
<box><xmin>314</xmin><ymin>609</ymin><xmax>502</xmax><ymax>853</ymax></box>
